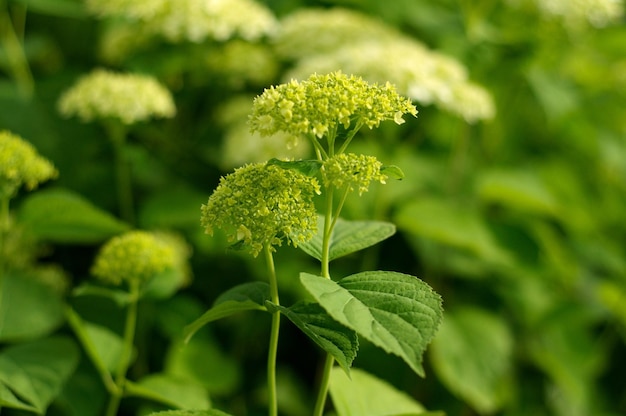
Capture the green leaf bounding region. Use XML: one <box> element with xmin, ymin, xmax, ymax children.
<box><xmin>0</xmin><ymin>271</ymin><xmax>65</xmax><ymax>342</ymax></box>
<box><xmin>381</xmin><ymin>164</ymin><xmax>405</xmax><ymax>180</ymax></box>
<box><xmin>330</xmin><ymin>367</ymin><xmax>440</xmax><ymax>416</ymax></box>
<box><xmin>141</xmin><ymin>268</ymin><xmax>187</xmax><ymax>301</ymax></box>
<box><xmin>145</xmin><ymin>410</ymin><xmax>233</xmax><ymax>416</ymax></box>
<box><xmin>477</xmin><ymin>169</ymin><xmax>560</xmax><ymax>216</ymax></box>
<box><xmin>184</xmin><ymin>282</ymin><xmax>270</xmax><ymax>343</ymax></box>
<box><xmin>17</xmin><ymin>188</ymin><xmax>130</xmax><ymax>244</ymax></box>
<box><xmin>72</xmin><ymin>283</ymin><xmax>133</xmax><ymax>306</ymax></box>
<box><xmin>300</xmin><ymin>272</ymin><xmax>443</xmax><ymax>377</ymax></box>
<box><xmin>298</xmin><ymin>216</ymin><xmax>396</xmax><ymax>261</ymax></box>
<box><xmin>0</xmin><ymin>379</ymin><xmax>38</xmax><ymax>412</ymax></box>
<box><xmin>266</xmin><ymin>301</ymin><xmax>358</xmax><ymax>375</ymax></box>
<box><xmin>430</xmin><ymin>307</ymin><xmax>514</xmax><ymax>414</ymax></box>
<box><xmin>65</xmin><ymin>307</ymin><xmax>124</xmax><ymax>374</ymax></box>
<box><xmin>165</xmin><ymin>338</ymin><xmax>240</xmax><ymax>396</ymax></box>
<box><xmin>125</xmin><ymin>373</ymin><xmax>211</xmax><ymax>410</ymax></box>
<box><xmin>266</xmin><ymin>158</ymin><xmax>323</xmax><ymax>176</ymax></box>
<box><xmin>394</xmin><ymin>197</ymin><xmax>511</xmax><ymax>265</ymax></box>
<box><xmin>11</xmin><ymin>0</ymin><xmax>87</xmax><ymax>18</ymax></box>
<box><xmin>0</xmin><ymin>336</ymin><xmax>80</xmax><ymax>414</ymax></box>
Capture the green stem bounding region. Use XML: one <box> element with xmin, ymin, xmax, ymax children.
<box><xmin>313</xmin><ymin>353</ymin><xmax>335</xmax><ymax>416</ymax></box>
<box><xmin>336</xmin><ymin>121</ymin><xmax>364</xmax><ymax>155</ymax></box>
<box><xmin>0</xmin><ymin>2</ymin><xmax>34</xmax><ymax>99</ymax></box>
<box><xmin>106</xmin><ymin>122</ymin><xmax>135</xmax><ymax>225</ymax></box>
<box><xmin>264</xmin><ymin>244</ymin><xmax>280</xmax><ymax>416</ymax></box>
<box><xmin>0</xmin><ymin>195</ymin><xmax>9</xmax><ymax>276</ymax></box>
<box><xmin>105</xmin><ymin>281</ymin><xmax>140</xmax><ymax>416</ymax></box>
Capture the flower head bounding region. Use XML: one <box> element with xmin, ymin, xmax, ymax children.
<box><xmin>0</xmin><ymin>131</ymin><xmax>58</xmax><ymax>197</ymax></box>
<box><xmin>321</xmin><ymin>153</ymin><xmax>387</xmax><ymax>195</ymax></box>
<box><xmin>249</xmin><ymin>72</ymin><xmax>417</xmax><ymax>140</ymax></box>
<box><xmin>91</xmin><ymin>231</ymin><xmax>176</xmax><ymax>286</ymax></box>
<box><xmin>86</xmin><ymin>0</ymin><xmax>277</xmax><ymax>43</ymax></box>
<box><xmin>201</xmin><ymin>163</ymin><xmax>320</xmax><ymax>257</ymax></box>
<box><xmin>58</xmin><ymin>69</ymin><xmax>176</xmax><ymax>125</ymax></box>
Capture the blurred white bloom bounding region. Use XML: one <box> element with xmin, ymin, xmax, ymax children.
<box><xmin>58</xmin><ymin>69</ymin><xmax>176</xmax><ymax>124</ymax></box>
<box><xmin>216</xmin><ymin>96</ymin><xmax>311</xmax><ymax>169</ymax></box>
<box><xmin>206</xmin><ymin>40</ymin><xmax>279</xmax><ymax>88</ymax></box>
<box><xmin>539</xmin><ymin>0</ymin><xmax>623</xmax><ymax>27</ymax></box>
<box><xmin>86</xmin><ymin>0</ymin><xmax>278</xmax><ymax>43</ymax></box>
<box><xmin>507</xmin><ymin>0</ymin><xmax>623</xmax><ymax>28</ymax></box>
<box><xmin>282</xmin><ymin>25</ymin><xmax>495</xmax><ymax>122</ymax></box>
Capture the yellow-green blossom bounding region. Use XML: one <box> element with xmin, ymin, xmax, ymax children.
<box><xmin>201</xmin><ymin>163</ymin><xmax>320</xmax><ymax>257</ymax></box>
<box><xmin>58</xmin><ymin>69</ymin><xmax>176</xmax><ymax>125</ymax></box>
<box><xmin>0</xmin><ymin>131</ymin><xmax>58</xmax><ymax>197</ymax></box>
<box><xmin>249</xmin><ymin>72</ymin><xmax>417</xmax><ymax>140</ymax></box>
<box><xmin>321</xmin><ymin>153</ymin><xmax>387</xmax><ymax>195</ymax></box>
<box><xmin>86</xmin><ymin>0</ymin><xmax>277</xmax><ymax>43</ymax></box>
<box><xmin>91</xmin><ymin>231</ymin><xmax>176</xmax><ymax>286</ymax></box>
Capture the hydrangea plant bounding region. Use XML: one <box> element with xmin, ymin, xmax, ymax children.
<box><xmin>187</xmin><ymin>72</ymin><xmax>443</xmax><ymax>416</ymax></box>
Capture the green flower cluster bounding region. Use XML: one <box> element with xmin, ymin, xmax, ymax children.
<box><xmin>321</xmin><ymin>153</ymin><xmax>387</xmax><ymax>195</ymax></box>
<box><xmin>91</xmin><ymin>231</ymin><xmax>176</xmax><ymax>286</ymax></box>
<box><xmin>58</xmin><ymin>69</ymin><xmax>176</xmax><ymax>125</ymax></box>
<box><xmin>201</xmin><ymin>163</ymin><xmax>320</xmax><ymax>257</ymax></box>
<box><xmin>0</xmin><ymin>131</ymin><xmax>58</xmax><ymax>197</ymax></box>
<box><xmin>249</xmin><ymin>71</ymin><xmax>417</xmax><ymax>140</ymax></box>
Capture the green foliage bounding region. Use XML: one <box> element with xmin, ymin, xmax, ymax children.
<box><xmin>0</xmin><ymin>0</ymin><xmax>625</xmax><ymax>415</ymax></box>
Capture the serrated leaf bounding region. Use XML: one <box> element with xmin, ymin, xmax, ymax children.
<box><xmin>125</xmin><ymin>373</ymin><xmax>210</xmax><ymax>410</ymax></box>
<box><xmin>0</xmin><ymin>336</ymin><xmax>80</xmax><ymax>414</ymax></box>
<box><xmin>298</xmin><ymin>216</ymin><xmax>396</xmax><ymax>261</ymax></box>
<box><xmin>381</xmin><ymin>165</ymin><xmax>405</xmax><ymax>180</ymax></box>
<box><xmin>329</xmin><ymin>367</ymin><xmax>429</xmax><ymax>416</ymax></box>
<box><xmin>184</xmin><ymin>282</ymin><xmax>270</xmax><ymax>343</ymax></box>
<box><xmin>146</xmin><ymin>410</ymin><xmax>233</xmax><ymax>416</ymax></box>
<box><xmin>266</xmin><ymin>301</ymin><xmax>358</xmax><ymax>375</ymax></box>
<box><xmin>430</xmin><ymin>307</ymin><xmax>513</xmax><ymax>414</ymax></box>
<box><xmin>300</xmin><ymin>272</ymin><xmax>442</xmax><ymax>377</ymax></box>
<box><xmin>0</xmin><ymin>271</ymin><xmax>65</xmax><ymax>342</ymax></box>
<box><xmin>17</xmin><ymin>188</ymin><xmax>130</xmax><ymax>243</ymax></box>
<box><xmin>266</xmin><ymin>158</ymin><xmax>323</xmax><ymax>176</ymax></box>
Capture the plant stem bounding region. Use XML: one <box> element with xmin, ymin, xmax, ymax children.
<box><xmin>0</xmin><ymin>2</ymin><xmax>34</xmax><ymax>99</ymax></box>
<box><xmin>106</xmin><ymin>122</ymin><xmax>135</xmax><ymax>225</ymax></box>
<box><xmin>0</xmin><ymin>195</ymin><xmax>9</xmax><ymax>277</ymax></box>
<box><xmin>264</xmin><ymin>244</ymin><xmax>280</xmax><ymax>416</ymax></box>
<box><xmin>105</xmin><ymin>281</ymin><xmax>140</xmax><ymax>416</ymax></box>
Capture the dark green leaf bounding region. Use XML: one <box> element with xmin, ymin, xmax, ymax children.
<box><xmin>430</xmin><ymin>307</ymin><xmax>513</xmax><ymax>414</ymax></box>
<box><xmin>266</xmin><ymin>158</ymin><xmax>323</xmax><ymax>176</ymax></box>
<box><xmin>300</xmin><ymin>271</ymin><xmax>443</xmax><ymax>376</ymax></box>
<box><xmin>0</xmin><ymin>271</ymin><xmax>65</xmax><ymax>342</ymax></box>
<box><xmin>145</xmin><ymin>410</ymin><xmax>233</xmax><ymax>416</ymax></box>
<box><xmin>17</xmin><ymin>188</ymin><xmax>130</xmax><ymax>244</ymax></box>
<box><xmin>0</xmin><ymin>336</ymin><xmax>80</xmax><ymax>413</ymax></box>
<box><xmin>329</xmin><ymin>367</ymin><xmax>429</xmax><ymax>416</ymax></box>
<box><xmin>184</xmin><ymin>282</ymin><xmax>270</xmax><ymax>343</ymax></box>
<box><xmin>298</xmin><ymin>216</ymin><xmax>396</xmax><ymax>261</ymax></box>
<box><xmin>125</xmin><ymin>373</ymin><xmax>211</xmax><ymax>410</ymax></box>
<box><xmin>267</xmin><ymin>301</ymin><xmax>358</xmax><ymax>375</ymax></box>
<box><xmin>381</xmin><ymin>164</ymin><xmax>405</xmax><ymax>180</ymax></box>
<box><xmin>11</xmin><ymin>0</ymin><xmax>87</xmax><ymax>18</ymax></box>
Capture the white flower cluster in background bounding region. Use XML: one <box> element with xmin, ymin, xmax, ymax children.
<box><xmin>215</xmin><ymin>96</ymin><xmax>311</xmax><ymax>169</ymax></box>
<box><xmin>507</xmin><ymin>0</ymin><xmax>623</xmax><ymax>28</ymax></box>
<box><xmin>86</xmin><ymin>0</ymin><xmax>278</xmax><ymax>43</ymax></box>
<box><xmin>275</xmin><ymin>8</ymin><xmax>495</xmax><ymax>123</ymax></box>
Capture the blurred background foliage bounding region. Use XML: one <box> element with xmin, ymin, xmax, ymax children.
<box><xmin>1</xmin><ymin>0</ymin><xmax>625</xmax><ymax>415</ymax></box>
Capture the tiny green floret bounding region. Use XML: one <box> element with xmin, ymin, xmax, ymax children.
<box><xmin>249</xmin><ymin>71</ymin><xmax>417</xmax><ymax>140</ymax></box>
<box><xmin>0</xmin><ymin>130</ymin><xmax>58</xmax><ymax>198</ymax></box>
<box><xmin>58</xmin><ymin>68</ymin><xmax>176</xmax><ymax>125</ymax></box>
<box><xmin>201</xmin><ymin>163</ymin><xmax>320</xmax><ymax>257</ymax></box>
<box><xmin>91</xmin><ymin>231</ymin><xmax>176</xmax><ymax>286</ymax></box>
<box><xmin>322</xmin><ymin>153</ymin><xmax>387</xmax><ymax>195</ymax></box>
